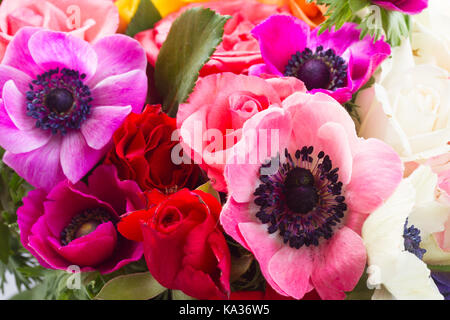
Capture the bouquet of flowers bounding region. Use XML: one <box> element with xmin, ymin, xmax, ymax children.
<box><xmin>0</xmin><ymin>0</ymin><xmax>448</xmax><ymax>301</ymax></box>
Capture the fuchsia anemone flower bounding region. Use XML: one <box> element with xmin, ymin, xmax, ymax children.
<box><xmin>249</xmin><ymin>15</ymin><xmax>391</xmax><ymax>103</ymax></box>
<box><xmin>220</xmin><ymin>90</ymin><xmax>403</xmax><ymax>299</ymax></box>
<box><xmin>17</xmin><ymin>165</ymin><xmax>145</xmax><ymax>273</ymax></box>
<box><xmin>371</xmin><ymin>0</ymin><xmax>428</xmax><ymax>14</ymax></box>
<box><xmin>0</xmin><ymin>27</ymin><xmax>147</xmax><ymax>191</ymax></box>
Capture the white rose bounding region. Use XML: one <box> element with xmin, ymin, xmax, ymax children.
<box><xmin>411</xmin><ymin>0</ymin><xmax>450</xmax><ymax>72</ymax></box>
<box><xmin>356</xmin><ymin>39</ymin><xmax>450</xmax><ymax>162</ymax></box>
<box><xmin>362</xmin><ymin>166</ymin><xmax>447</xmax><ymax>300</ymax></box>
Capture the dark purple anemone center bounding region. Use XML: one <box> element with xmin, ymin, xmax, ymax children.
<box><xmin>60</xmin><ymin>208</ymin><xmax>114</xmax><ymax>246</ymax></box>
<box><xmin>284</xmin><ymin>46</ymin><xmax>348</xmax><ymax>91</ymax></box>
<box><xmin>26</xmin><ymin>68</ymin><xmax>93</xmax><ymax>135</ymax></box>
<box><xmin>403</xmin><ymin>218</ymin><xmax>426</xmax><ymax>259</ymax></box>
<box><xmin>254</xmin><ymin>146</ymin><xmax>346</xmax><ymax>249</ymax></box>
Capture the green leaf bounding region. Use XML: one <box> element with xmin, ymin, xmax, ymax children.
<box><xmin>0</xmin><ymin>221</ymin><xmax>10</xmax><ymax>264</ymax></box>
<box><xmin>381</xmin><ymin>9</ymin><xmax>411</xmax><ymax>46</ymax></box>
<box><xmin>171</xmin><ymin>290</ymin><xmax>196</xmax><ymax>300</ymax></box>
<box><xmin>348</xmin><ymin>0</ymin><xmax>370</xmax><ymax>13</ymax></box>
<box><xmin>345</xmin><ymin>268</ymin><xmax>374</xmax><ymax>300</ymax></box>
<box><xmin>196</xmin><ymin>181</ymin><xmax>221</xmax><ymax>203</ymax></box>
<box><xmin>95</xmin><ymin>272</ymin><xmax>166</xmax><ymax>300</ymax></box>
<box><xmin>154</xmin><ymin>8</ymin><xmax>230</xmax><ymax>117</ymax></box>
<box><xmin>125</xmin><ymin>0</ymin><xmax>161</xmax><ymax>38</ymax></box>
<box><xmin>428</xmin><ymin>265</ymin><xmax>450</xmax><ymax>273</ymax></box>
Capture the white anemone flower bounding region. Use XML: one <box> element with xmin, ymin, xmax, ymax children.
<box><xmin>362</xmin><ymin>165</ymin><xmax>447</xmax><ymax>300</ymax></box>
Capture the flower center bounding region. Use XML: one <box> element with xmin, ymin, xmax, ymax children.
<box><xmin>60</xmin><ymin>208</ymin><xmax>114</xmax><ymax>246</ymax></box>
<box><xmin>26</xmin><ymin>68</ymin><xmax>93</xmax><ymax>135</ymax></box>
<box><xmin>45</xmin><ymin>88</ymin><xmax>74</xmax><ymax>114</ymax></box>
<box><xmin>284</xmin><ymin>168</ymin><xmax>319</xmax><ymax>214</ymax></box>
<box><xmin>284</xmin><ymin>46</ymin><xmax>347</xmax><ymax>91</ymax></box>
<box><xmin>254</xmin><ymin>146</ymin><xmax>346</xmax><ymax>248</ymax></box>
<box><xmin>403</xmin><ymin>219</ymin><xmax>426</xmax><ymax>259</ymax></box>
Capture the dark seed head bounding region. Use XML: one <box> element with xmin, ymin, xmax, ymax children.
<box><xmin>45</xmin><ymin>88</ymin><xmax>74</xmax><ymax>114</ymax></box>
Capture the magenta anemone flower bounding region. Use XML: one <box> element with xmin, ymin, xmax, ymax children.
<box><xmin>249</xmin><ymin>15</ymin><xmax>391</xmax><ymax>103</ymax></box>
<box><xmin>220</xmin><ymin>90</ymin><xmax>403</xmax><ymax>299</ymax></box>
<box><xmin>0</xmin><ymin>27</ymin><xmax>147</xmax><ymax>190</ymax></box>
<box><xmin>371</xmin><ymin>0</ymin><xmax>428</xmax><ymax>14</ymax></box>
<box><xmin>17</xmin><ymin>165</ymin><xmax>145</xmax><ymax>273</ymax></box>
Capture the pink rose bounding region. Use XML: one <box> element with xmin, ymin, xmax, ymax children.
<box><xmin>176</xmin><ymin>72</ymin><xmax>306</xmax><ymax>192</ymax></box>
<box><xmin>0</xmin><ymin>0</ymin><xmax>119</xmax><ymax>61</ymax></box>
<box><xmin>135</xmin><ymin>0</ymin><xmax>289</xmax><ymax>76</ymax></box>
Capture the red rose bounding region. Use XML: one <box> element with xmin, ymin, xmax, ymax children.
<box><xmin>135</xmin><ymin>0</ymin><xmax>289</xmax><ymax>76</ymax></box>
<box><xmin>105</xmin><ymin>105</ymin><xmax>201</xmax><ymax>193</ymax></box>
<box><xmin>118</xmin><ymin>189</ymin><xmax>230</xmax><ymax>300</ymax></box>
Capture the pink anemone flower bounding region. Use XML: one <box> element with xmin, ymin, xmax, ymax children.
<box><xmin>249</xmin><ymin>15</ymin><xmax>391</xmax><ymax>103</ymax></box>
<box><xmin>220</xmin><ymin>90</ymin><xmax>403</xmax><ymax>299</ymax></box>
<box><xmin>17</xmin><ymin>165</ymin><xmax>145</xmax><ymax>274</ymax></box>
<box><xmin>0</xmin><ymin>27</ymin><xmax>147</xmax><ymax>190</ymax></box>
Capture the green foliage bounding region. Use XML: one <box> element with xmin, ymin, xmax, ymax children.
<box><xmin>428</xmin><ymin>265</ymin><xmax>450</xmax><ymax>273</ymax></box>
<box><xmin>154</xmin><ymin>8</ymin><xmax>230</xmax><ymax>117</ymax></box>
<box><xmin>125</xmin><ymin>0</ymin><xmax>161</xmax><ymax>37</ymax></box>
<box><xmin>310</xmin><ymin>0</ymin><xmax>411</xmax><ymax>46</ymax></box>
<box><xmin>95</xmin><ymin>272</ymin><xmax>166</xmax><ymax>300</ymax></box>
<box><xmin>196</xmin><ymin>181</ymin><xmax>221</xmax><ymax>203</ymax></box>
<box><xmin>0</xmin><ymin>148</ymin><xmax>39</xmax><ymax>294</ymax></box>
<box><xmin>345</xmin><ymin>268</ymin><xmax>374</xmax><ymax>300</ymax></box>
<box><xmin>343</xmin><ymin>76</ymin><xmax>375</xmax><ymax>124</ymax></box>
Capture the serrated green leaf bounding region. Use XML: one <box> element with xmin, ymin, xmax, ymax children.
<box><xmin>348</xmin><ymin>0</ymin><xmax>370</xmax><ymax>13</ymax></box>
<box><xmin>95</xmin><ymin>272</ymin><xmax>166</xmax><ymax>300</ymax></box>
<box><xmin>125</xmin><ymin>0</ymin><xmax>161</xmax><ymax>37</ymax></box>
<box><xmin>0</xmin><ymin>221</ymin><xmax>10</xmax><ymax>264</ymax></box>
<box><xmin>196</xmin><ymin>181</ymin><xmax>220</xmax><ymax>203</ymax></box>
<box><xmin>154</xmin><ymin>8</ymin><xmax>230</xmax><ymax>117</ymax></box>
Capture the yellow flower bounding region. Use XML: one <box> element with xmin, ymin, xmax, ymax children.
<box><xmin>115</xmin><ymin>0</ymin><xmax>327</xmax><ymax>33</ymax></box>
<box><xmin>115</xmin><ymin>0</ymin><xmax>209</xmax><ymax>29</ymax></box>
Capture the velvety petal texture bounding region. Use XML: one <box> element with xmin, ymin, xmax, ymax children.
<box><xmin>0</xmin><ymin>27</ymin><xmax>148</xmax><ymax>190</ymax></box>
<box><xmin>16</xmin><ymin>165</ymin><xmax>145</xmax><ymax>274</ymax></box>
<box><xmin>220</xmin><ymin>89</ymin><xmax>403</xmax><ymax>300</ymax></box>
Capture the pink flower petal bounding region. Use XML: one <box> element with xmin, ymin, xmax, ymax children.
<box><xmin>225</xmin><ymin>107</ymin><xmax>292</xmax><ymax>203</ymax></box>
<box><xmin>3</xmin><ymin>135</ymin><xmax>65</xmax><ymax>191</ymax></box>
<box><xmin>16</xmin><ymin>189</ymin><xmax>52</xmax><ymax>268</ymax></box>
<box><xmin>251</xmin><ymin>15</ymin><xmax>309</xmax><ymax>74</ymax></box>
<box><xmin>311</xmin><ymin>226</ymin><xmax>366</xmax><ymax>300</ymax></box>
<box><xmin>0</xmin><ymin>99</ymin><xmax>51</xmax><ymax>154</ymax></box>
<box><xmin>90</xmin><ymin>70</ymin><xmax>147</xmax><ymax>113</ymax></box>
<box><xmin>89</xmin><ymin>34</ymin><xmax>147</xmax><ymax>86</ymax></box>
<box><xmin>283</xmin><ymin>92</ymin><xmax>358</xmax><ymax>152</ymax></box>
<box><xmin>317</xmin><ymin>122</ymin><xmax>353</xmax><ymax>185</ymax></box>
<box><xmin>44</xmin><ymin>181</ymin><xmax>118</xmax><ymax>238</ymax></box>
<box><xmin>50</xmin><ymin>222</ymin><xmax>117</xmax><ymax>267</ymax></box>
<box><xmin>28</xmin><ymin>30</ymin><xmax>97</xmax><ymax>80</ymax></box>
<box><xmin>60</xmin><ymin>131</ymin><xmax>105</xmax><ymax>184</ymax></box>
<box><xmin>81</xmin><ymin>105</ymin><xmax>131</xmax><ymax>150</ymax></box>
<box><xmin>3</xmin><ymin>80</ymin><xmax>35</xmax><ymax>130</ymax></box>
<box><xmin>238</xmin><ymin>222</ymin><xmax>288</xmax><ymax>296</ymax></box>
<box><xmin>0</xmin><ymin>65</ymin><xmax>32</xmax><ymax>94</ymax></box>
<box><xmin>268</xmin><ymin>245</ymin><xmax>314</xmax><ymax>299</ymax></box>
<box><xmin>220</xmin><ymin>197</ymin><xmax>258</xmax><ymax>251</ymax></box>
<box><xmin>2</xmin><ymin>27</ymin><xmax>43</xmax><ymax>77</ymax></box>
<box><xmin>345</xmin><ymin>138</ymin><xmax>403</xmax><ymax>214</ymax></box>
